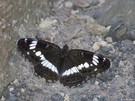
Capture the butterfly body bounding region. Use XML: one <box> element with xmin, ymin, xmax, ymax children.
<box><xmin>17</xmin><ymin>38</ymin><xmax>110</xmax><ymax>87</ymax></box>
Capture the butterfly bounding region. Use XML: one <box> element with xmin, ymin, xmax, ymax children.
<box><xmin>17</xmin><ymin>38</ymin><xmax>110</xmax><ymax>88</ymax></box>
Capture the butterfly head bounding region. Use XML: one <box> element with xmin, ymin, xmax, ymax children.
<box><xmin>62</xmin><ymin>44</ymin><xmax>68</xmax><ymax>50</ymax></box>
<box><xmin>60</xmin><ymin>44</ymin><xmax>69</xmax><ymax>58</ymax></box>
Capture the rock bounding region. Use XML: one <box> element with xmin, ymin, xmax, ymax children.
<box><xmin>81</xmin><ymin>97</ymin><xmax>88</xmax><ymax>101</ymax></box>
<box><xmin>98</xmin><ymin>0</ymin><xmax>135</xmax><ymax>26</ymax></box>
<box><xmin>93</xmin><ymin>97</ymin><xmax>98</xmax><ymax>101</ymax></box>
<box><xmin>64</xmin><ymin>1</ymin><xmax>73</xmax><ymax>8</ymax></box>
<box><xmin>129</xmin><ymin>30</ymin><xmax>135</xmax><ymax>40</ymax></box>
<box><xmin>128</xmin><ymin>81</ymin><xmax>135</xmax><ymax>88</ymax></box>
<box><xmin>92</xmin><ymin>42</ymin><xmax>100</xmax><ymax>51</ymax></box>
<box><xmin>51</xmin><ymin>93</ymin><xmax>64</xmax><ymax>101</ymax></box>
<box><xmin>130</xmin><ymin>90</ymin><xmax>135</xmax><ymax>99</ymax></box>
<box><xmin>99</xmin><ymin>40</ymin><xmax>107</xmax><ymax>47</ymax></box>
<box><xmin>106</xmin><ymin>37</ymin><xmax>113</xmax><ymax>43</ymax></box>
<box><xmin>71</xmin><ymin>9</ymin><xmax>80</xmax><ymax>15</ymax></box>
<box><xmin>108</xmin><ymin>20</ymin><xmax>127</xmax><ymax>41</ymax></box>
<box><xmin>84</xmin><ymin>16</ymin><xmax>109</xmax><ymax>35</ymax></box>
<box><xmin>73</xmin><ymin>0</ymin><xmax>92</xmax><ymax>8</ymax></box>
<box><xmin>64</xmin><ymin>94</ymin><xmax>70</xmax><ymax>101</ymax></box>
<box><xmin>92</xmin><ymin>41</ymin><xmax>108</xmax><ymax>51</ymax></box>
<box><xmin>39</xmin><ymin>18</ymin><xmax>58</xmax><ymax>29</ymax></box>
<box><xmin>0</xmin><ymin>96</ymin><xmax>5</xmax><ymax>101</ymax></box>
<box><xmin>98</xmin><ymin>96</ymin><xmax>107</xmax><ymax>101</ymax></box>
<box><xmin>133</xmin><ymin>41</ymin><xmax>135</xmax><ymax>45</ymax></box>
<box><xmin>121</xmin><ymin>39</ymin><xmax>134</xmax><ymax>51</ymax></box>
<box><xmin>121</xmin><ymin>90</ymin><xmax>127</xmax><ymax>95</ymax></box>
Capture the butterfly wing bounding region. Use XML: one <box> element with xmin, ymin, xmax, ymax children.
<box><xmin>17</xmin><ymin>38</ymin><xmax>62</xmax><ymax>82</ymax></box>
<box><xmin>60</xmin><ymin>49</ymin><xmax>110</xmax><ymax>87</ymax></box>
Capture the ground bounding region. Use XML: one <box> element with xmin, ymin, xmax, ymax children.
<box><xmin>0</xmin><ymin>0</ymin><xmax>135</xmax><ymax>101</ymax></box>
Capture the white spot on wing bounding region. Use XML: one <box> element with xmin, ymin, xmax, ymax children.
<box><xmin>62</xmin><ymin>70</ymin><xmax>67</xmax><ymax>76</ymax></box>
<box><xmin>72</xmin><ymin>67</ymin><xmax>79</xmax><ymax>73</ymax></box>
<box><xmin>78</xmin><ymin>64</ymin><xmax>84</xmax><ymax>70</ymax></box>
<box><xmin>35</xmin><ymin>51</ymin><xmax>41</xmax><ymax>56</ymax></box>
<box><xmin>32</xmin><ymin>40</ymin><xmax>37</xmax><ymax>44</ymax></box>
<box><xmin>25</xmin><ymin>39</ymin><xmax>27</xmax><ymax>43</ymax></box>
<box><xmin>29</xmin><ymin>46</ymin><xmax>36</xmax><ymax>49</ymax></box>
<box><xmin>51</xmin><ymin>65</ymin><xmax>55</xmax><ymax>71</ymax></box>
<box><xmin>66</xmin><ymin>69</ymin><xmax>71</xmax><ymax>76</ymax></box>
<box><xmin>75</xmin><ymin>67</ymin><xmax>79</xmax><ymax>72</ymax></box>
<box><xmin>92</xmin><ymin>60</ymin><xmax>98</xmax><ymax>66</ymax></box>
<box><xmin>53</xmin><ymin>66</ymin><xmax>57</xmax><ymax>72</ymax></box>
<box><xmin>103</xmin><ymin>58</ymin><xmax>106</xmax><ymax>62</ymax></box>
<box><xmin>93</xmin><ymin>55</ymin><xmax>99</xmax><ymax>64</ymax></box>
<box><xmin>46</xmin><ymin>62</ymin><xmax>52</xmax><ymax>69</ymax></box>
<box><xmin>29</xmin><ymin>43</ymin><xmax>37</xmax><ymax>46</ymax></box>
<box><xmin>94</xmin><ymin>68</ymin><xmax>97</xmax><ymax>71</ymax></box>
<box><xmin>32</xmin><ymin>49</ymin><xmax>58</xmax><ymax>74</ymax></box>
<box><xmin>93</xmin><ymin>57</ymin><xmax>99</xmax><ymax>63</ymax></box>
<box><xmin>27</xmin><ymin>52</ymin><xmax>29</xmax><ymax>55</ymax></box>
<box><xmin>40</xmin><ymin>55</ymin><xmax>45</xmax><ymax>60</ymax></box>
<box><xmin>42</xmin><ymin>60</ymin><xmax>58</xmax><ymax>74</ymax></box>
<box><xmin>51</xmin><ymin>65</ymin><xmax>58</xmax><ymax>74</ymax></box>
<box><xmin>42</xmin><ymin>60</ymin><xmax>49</xmax><ymax>66</ymax></box>
<box><xmin>84</xmin><ymin>62</ymin><xmax>89</xmax><ymax>68</ymax></box>
<box><xmin>70</xmin><ymin>69</ymin><xmax>74</xmax><ymax>74</ymax></box>
<box><xmin>93</xmin><ymin>55</ymin><xmax>98</xmax><ymax>59</ymax></box>
<box><xmin>90</xmin><ymin>64</ymin><xmax>93</xmax><ymax>66</ymax></box>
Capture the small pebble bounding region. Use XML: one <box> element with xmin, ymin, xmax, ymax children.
<box><xmin>51</xmin><ymin>93</ymin><xmax>64</xmax><ymax>101</ymax></box>
<box><xmin>71</xmin><ymin>9</ymin><xmax>79</xmax><ymax>15</ymax></box>
<box><xmin>127</xmin><ymin>81</ymin><xmax>135</xmax><ymax>88</ymax></box>
<box><xmin>106</xmin><ymin>37</ymin><xmax>113</xmax><ymax>43</ymax></box>
<box><xmin>121</xmin><ymin>39</ymin><xmax>134</xmax><ymax>50</ymax></box>
<box><xmin>130</xmin><ymin>90</ymin><xmax>135</xmax><ymax>99</ymax></box>
<box><xmin>93</xmin><ymin>97</ymin><xmax>98</xmax><ymax>101</ymax></box>
<box><xmin>121</xmin><ymin>90</ymin><xmax>127</xmax><ymax>95</ymax></box>
<box><xmin>95</xmin><ymin>81</ymin><xmax>99</xmax><ymax>85</ymax></box>
<box><xmin>21</xmin><ymin>88</ymin><xmax>25</xmax><ymax>93</ymax></box>
<box><xmin>64</xmin><ymin>94</ymin><xmax>70</xmax><ymax>101</ymax></box>
<box><xmin>133</xmin><ymin>41</ymin><xmax>135</xmax><ymax>44</ymax></box>
<box><xmin>98</xmin><ymin>96</ymin><xmax>107</xmax><ymax>101</ymax></box>
<box><xmin>64</xmin><ymin>1</ymin><xmax>73</xmax><ymax>8</ymax></box>
<box><xmin>1</xmin><ymin>96</ymin><xmax>5</xmax><ymax>101</ymax></box>
<box><xmin>9</xmin><ymin>87</ymin><xmax>14</xmax><ymax>92</ymax></box>
<box><xmin>39</xmin><ymin>18</ymin><xmax>58</xmax><ymax>29</ymax></box>
<box><xmin>99</xmin><ymin>41</ymin><xmax>107</xmax><ymax>47</ymax></box>
<box><xmin>76</xmin><ymin>0</ymin><xmax>91</xmax><ymax>8</ymax></box>
<box><xmin>92</xmin><ymin>42</ymin><xmax>100</xmax><ymax>51</ymax></box>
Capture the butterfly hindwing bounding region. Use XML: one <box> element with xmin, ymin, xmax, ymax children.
<box><xmin>17</xmin><ymin>38</ymin><xmax>61</xmax><ymax>82</ymax></box>
<box><xmin>60</xmin><ymin>49</ymin><xmax>110</xmax><ymax>87</ymax></box>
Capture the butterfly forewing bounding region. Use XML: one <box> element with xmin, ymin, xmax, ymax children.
<box><xmin>17</xmin><ymin>38</ymin><xmax>61</xmax><ymax>82</ymax></box>
<box><xmin>60</xmin><ymin>49</ymin><xmax>110</xmax><ymax>87</ymax></box>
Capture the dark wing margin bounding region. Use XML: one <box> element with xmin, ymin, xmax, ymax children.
<box><xmin>60</xmin><ymin>49</ymin><xmax>110</xmax><ymax>88</ymax></box>
<box><xmin>17</xmin><ymin>38</ymin><xmax>61</xmax><ymax>82</ymax></box>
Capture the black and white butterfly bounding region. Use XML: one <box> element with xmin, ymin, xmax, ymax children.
<box><xmin>17</xmin><ymin>38</ymin><xmax>110</xmax><ymax>88</ymax></box>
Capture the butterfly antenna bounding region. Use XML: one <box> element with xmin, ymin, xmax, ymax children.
<box><xmin>66</xmin><ymin>29</ymin><xmax>82</xmax><ymax>45</ymax></box>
